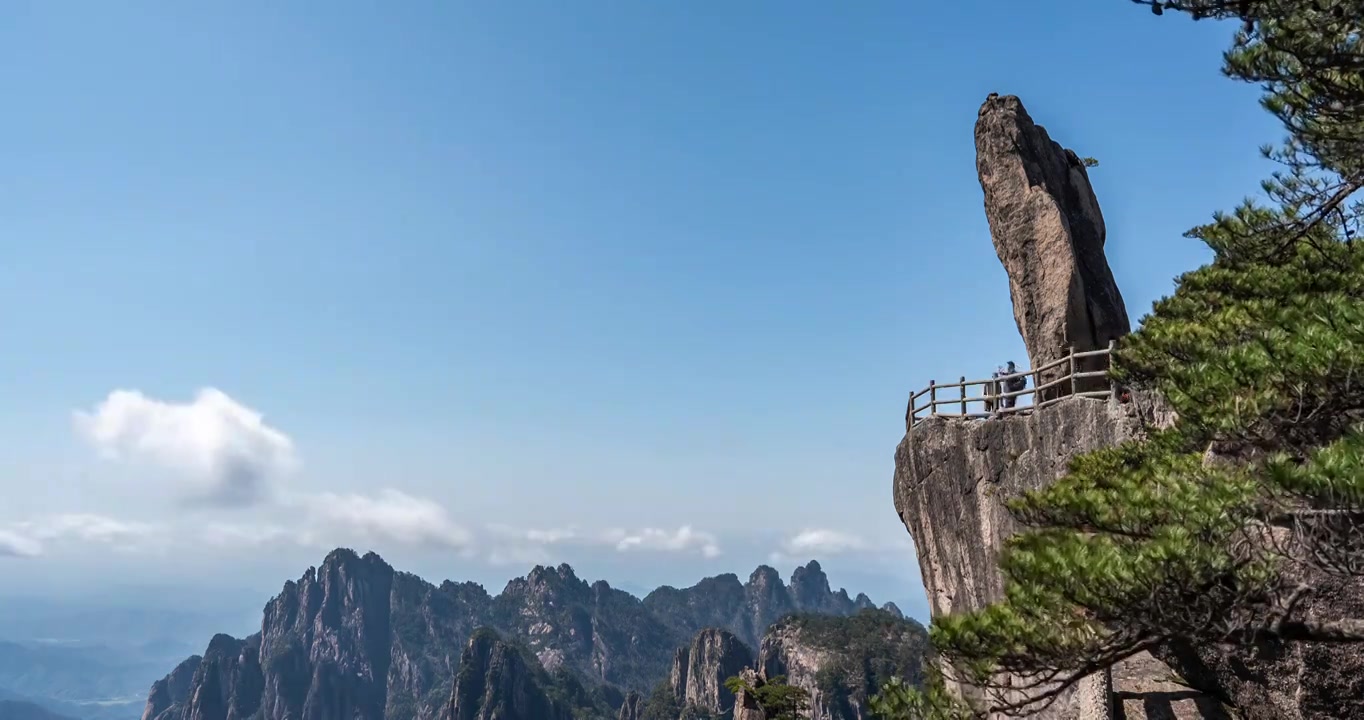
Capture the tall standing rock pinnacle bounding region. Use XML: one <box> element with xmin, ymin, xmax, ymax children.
<box><xmin>975</xmin><ymin>93</ymin><xmax>1129</xmax><ymax>395</ymax></box>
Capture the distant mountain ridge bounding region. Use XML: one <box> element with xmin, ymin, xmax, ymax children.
<box><xmin>142</xmin><ymin>549</ymin><xmax>903</xmax><ymax>720</ymax></box>
<box><xmin>0</xmin><ymin>700</ymin><xmax>79</xmax><ymax>720</ymax></box>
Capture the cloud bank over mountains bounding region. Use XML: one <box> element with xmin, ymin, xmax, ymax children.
<box><xmin>1</xmin><ymin>387</ymin><xmax>894</xmax><ymax>571</ymax></box>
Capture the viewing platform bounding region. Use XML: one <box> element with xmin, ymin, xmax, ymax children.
<box><xmin>905</xmin><ymin>340</ymin><xmax>1119</xmax><ymax>431</ymax></box>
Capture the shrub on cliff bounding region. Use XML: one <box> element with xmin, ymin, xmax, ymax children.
<box><xmin>724</xmin><ymin>674</ymin><xmax>810</xmax><ymax>720</ymax></box>
<box><xmin>888</xmin><ymin>1</ymin><xmax>1364</xmax><ymax>717</ymax></box>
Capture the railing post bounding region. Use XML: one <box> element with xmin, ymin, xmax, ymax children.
<box><xmin>1108</xmin><ymin>338</ymin><xmax>1119</xmax><ymax>403</ymax></box>
<box><xmin>928</xmin><ymin>380</ymin><xmax>936</xmax><ymax>417</ymax></box>
<box><xmin>960</xmin><ymin>376</ymin><xmax>967</xmax><ymax>416</ymax></box>
<box><xmin>1069</xmin><ymin>345</ymin><xmax>1078</xmax><ymax>398</ymax></box>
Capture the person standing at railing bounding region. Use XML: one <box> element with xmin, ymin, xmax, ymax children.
<box><xmin>999</xmin><ymin>360</ymin><xmax>1027</xmax><ymax>409</ymax></box>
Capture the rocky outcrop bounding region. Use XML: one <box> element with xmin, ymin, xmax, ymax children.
<box><xmin>896</xmin><ymin>394</ymin><xmax>1171</xmax><ymax>618</ymax></box>
<box><xmin>730</xmin><ymin>668</ymin><xmax>766</xmax><ymax>720</ymax></box>
<box><xmin>181</xmin><ymin>634</ymin><xmax>264</xmax><ymax>720</ymax></box>
<box><xmin>643</xmin><ymin>610</ymin><xmax>928</xmax><ymax>720</ymax></box>
<box><xmin>489</xmin><ymin>565</ymin><xmax>680</xmax><ymax>689</ymax></box>
<box><xmin>616</xmin><ymin>691</ymin><xmax>643</xmax><ymax>720</ymax></box>
<box><xmin>759</xmin><ymin>610</ymin><xmax>929</xmax><ymax>720</ymax></box>
<box><xmin>256</xmin><ymin>551</ymin><xmax>394</xmax><ymax>720</ymax></box>
<box><xmin>896</xmin><ymin>393</ymin><xmax>1174</xmax><ymax>718</ymax></box>
<box><xmin>443</xmin><ymin>630</ymin><xmax>571</xmax><ymax>720</ymax></box>
<box><xmin>789</xmin><ymin>561</ymin><xmax>854</xmax><ymax>616</ymax></box>
<box><xmin>1150</xmin><ymin>564</ymin><xmax>1364</xmax><ymax>720</ymax></box>
<box><xmin>145</xmin><ymin>551</ymin><xmax>882</xmax><ymax>720</ymax></box>
<box><xmin>759</xmin><ymin>625</ymin><xmax>838</xmax><ymax>720</ymax></box>
<box><xmin>975</xmin><ymin>93</ymin><xmax>1129</xmax><ymax>397</ymax></box>
<box><xmin>142</xmin><ymin>655</ymin><xmax>202</xmax><ymax>720</ymax></box>
<box><xmin>672</xmin><ymin>628</ymin><xmax>754</xmax><ymax>715</ymax></box>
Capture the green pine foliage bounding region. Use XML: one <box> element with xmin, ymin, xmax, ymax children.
<box><xmin>724</xmin><ymin>674</ymin><xmax>811</xmax><ymax>720</ymax></box>
<box><xmin>868</xmin><ymin>671</ymin><xmax>974</xmax><ymax>720</ymax></box>
<box><xmin>883</xmin><ymin>1</ymin><xmax>1364</xmax><ymax>716</ymax></box>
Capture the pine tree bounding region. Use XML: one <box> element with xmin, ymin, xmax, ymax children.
<box><xmin>725</xmin><ymin>674</ymin><xmax>811</xmax><ymax>720</ymax></box>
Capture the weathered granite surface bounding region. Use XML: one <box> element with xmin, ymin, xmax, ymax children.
<box><xmin>895</xmin><ymin>394</ymin><xmax>1171</xmax><ymax>619</ymax></box>
<box><xmin>976</xmin><ymin>94</ymin><xmax>1129</xmax><ymax>397</ymax></box>
<box><xmin>893</xmin><ymin>393</ymin><xmax>1180</xmax><ymax>719</ymax></box>
<box><xmin>442</xmin><ymin>630</ymin><xmax>572</xmax><ymax>720</ymax></box>
<box><xmin>893</xmin><ymin>390</ymin><xmax>1364</xmax><ymax>719</ymax></box>
<box><xmin>671</xmin><ymin>628</ymin><xmax>753</xmax><ymax>716</ymax></box>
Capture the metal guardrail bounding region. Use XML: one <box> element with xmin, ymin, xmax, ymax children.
<box><xmin>905</xmin><ymin>340</ymin><xmax>1119</xmax><ymax>431</ymax></box>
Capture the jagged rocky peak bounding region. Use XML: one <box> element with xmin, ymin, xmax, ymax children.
<box><xmin>141</xmin><ymin>655</ymin><xmax>202</xmax><ymax>720</ymax></box>
<box><xmin>746</xmin><ymin>564</ymin><xmax>782</xmax><ymax>590</ymax></box>
<box><xmin>975</xmin><ymin>93</ymin><xmax>1129</xmax><ymax>394</ymax></box>
<box><xmin>443</xmin><ymin>629</ymin><xmax>570</xmax><ymax>720</ymax></box>
<box><xmin>788</xmin><ymin>560</ymin><xmax>830</xmax><ymax>605</ymax></box>
<box><xmin>177</xmin><ymin>633</ymin><xmax>264</xmax><ymax>720</ymax></box>
<box><xmin>145</xmin><ymin>551</ymin><xmax>891</xmax><ymax>720</ymax></box>
<box><xmin>789</xmin><ymin>560</ymin><xmax>859</xmax><ymax>615</ymax></box>
<box><xmin>672</xmin><ymin>628</ymin><xmax>754</xmax><ymax>716</ymax></box>
<box><xmin>508</xmin><ymin>562</ymin><xmax>589</xmax><ymax>600</ymax></box>
<box><xmin>617</xmin><ymin>691</ymin><xmax>643</xmax><ymax>720</ymax></box>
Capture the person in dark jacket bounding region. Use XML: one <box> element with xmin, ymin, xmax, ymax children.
<box><xmin>999</xmin><ymin>360</ymin><xmax>1027</xmax><ymax>409</ymax></box>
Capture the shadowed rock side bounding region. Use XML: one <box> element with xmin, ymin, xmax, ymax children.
<box><xmin>758</xmin><ymin>611</ymin><xmax>929</xmax><ymax>720</ymax></box>
<box><xmin>616</xmin><ymin>691</ymin><xmax>643</xmax><ymax>720</ymax></box>
<box><xmin>641</xmin><ymin>561</ymin><xmax>874</xmax><ymax>652</ymax></box>
<box><xmin>141</xmin><ymin>655</ymin><xmax>202</xmax><ymax>720</ymax></box>
<box><xmin>671</xmin><ymin>628</ymin><xmax>754</xmax><ymax>716</ymax></box>
<box><xmin>730</xmin><ymin>668</ymin><xmax>766</xmax><ymax>720</ymax></box>
<box><xmin>441</xmin><ymin>630</ymin><xmax>572</xmax><ymax>720</ymax></box>
<box><xmin>623</xmin><ymin>609</ymin><xmax>927</xmax><ymax>720</ymax></box>
<box><xmin>1151</xmin><ymin>557</ymin><xmax>1364</xmax><ymax>720</ymax></box>
<box><xmin>143</xmin><ymin>550</ymin><xmax>877</xmax><ymax>720</ymax></box>
<box><xmin>976</xmin><ymin>94</ymin><xmax>1129</xmax><ymax>397</ymax></box>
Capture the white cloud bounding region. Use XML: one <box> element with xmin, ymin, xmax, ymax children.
<box><xmin>611</xmin><ymin>525</ymin><xmax>721</xmax><ymax>558</ymax></box>
<box><xmin>0</xmin><ymin>513</ymin><xmax>159</xmax><ymax>557</ymax></box>
<box><xmin>481</xmin><ymin>524</ymin><xmax>579</xmax><ymax>566</ymax></box>
<box><xmin>202</xmin><ymin>522</ymin><xmax>293</xmax><ymax>549</ymax></box>
<box><xmin>526</xmin><ymin>528</ymin><xmax>578</xmax><ymax>544</ymax></box>
<box><xmin>21</xmin><ymin>514</ymin><xmax>157</xmax><ymax>545</ymax></box>
<box><xmin>74</xmin><ymin>388</ymin><xmax>297</xmax><ymax>506</ymax></box>
<box><xmin>0</xmin><ymin>529</ymin><xmax>42</xmax><ymax>558</ymax></box>
<box><xmin>303</xmin><ymin>489</ymin><xmax>472</xmax><ymax>550</ymax></box>
<box><xmin>486</xmin><ymin>524</ymin><xmax>579</xmax><ymax>544</ymax></box>
<box><xmin>782</xmin><ymin>529</ymin><xmax>867</xmax><ymax>556</ymax></box>
<box><xmin>482</xmin><ymin>523</ymin><xmax>722</xmax><ymax>562</ymax></box>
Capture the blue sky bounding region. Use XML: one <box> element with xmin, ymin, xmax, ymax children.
<box><xmin>0</xmin><ymin>1</ymin><xmax>1281</xmax><ymax>619</ymax></box>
